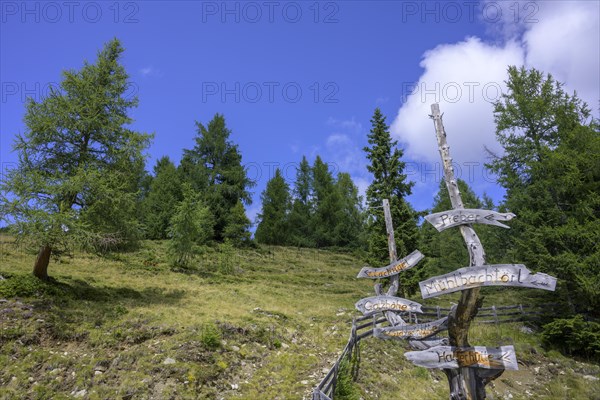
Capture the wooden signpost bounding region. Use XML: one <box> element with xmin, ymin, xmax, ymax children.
<box><xmin>405</xmin><ymin>345</ymin><xmax>518</xmax><ymax>370</ymax></box>
<box><xmin>356</xmin><ymin>250</ymin><xmax>424</xmax><ymax>279</ymax></box>
<box><xmin>348</xmin><ymin>105</ymin><xmax>557</xmax><ymax>399</ymax></box>
<box><xmin>419</xmin><ymin>264</ymin><xmax>557</xmax><ymax>298</ymax></box>
<box><xmin>355</xmin><ymin>296</ymin><xmax>423</xmax><ymax>315</ymax></box>
<box><xmin>425</xmin><ymin>209</ymin><xmax>516</xmax><ymax>232</ymax></box>
<box><xmin>374</xmin><ymin>317</ymin><xmax>448</xmax><ymax>340</ymax></box>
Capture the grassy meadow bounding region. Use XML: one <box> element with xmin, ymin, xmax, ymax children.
<box><xmin>1</xmin><ymin>235</ymin><xmax>598</xmax><ymax>399</ymax></box>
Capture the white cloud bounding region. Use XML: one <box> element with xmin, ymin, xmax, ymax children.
<box><xmin>391</xmin><ymin>37</ymin><xmax>524</xmax><ymax>164</ymax></box>
<box><xmin>140</xmin><ymin>66</ymin><xmax>163</xmax><ymax>78</ymax></box>
<box><xmin>326</xmin><ymin>117</ymin><xmax>363</xmax><ymax>133</ymax></box>
<box><xmin>391</xmin><ymin>1</ymin><xmax>599</xmax><ymax>167</ymax></box>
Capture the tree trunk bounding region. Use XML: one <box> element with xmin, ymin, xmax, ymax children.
<box><xmin>33</xmin><ymin>245</ymin><xmax>51</xmax><ymax>280</ymax></box>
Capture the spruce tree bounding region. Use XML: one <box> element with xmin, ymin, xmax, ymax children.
<box><xmin>255</xmin><ymin>169</ymin><xmax>291</xmax><ymax>245</ymax></box>
<box><xmin>363</xmin><ymin>108</ymin><xmax>419</xmax><ymax>295</ymax></box>
<box><xmin>288</xmin><ymin>156</ymin><xmax>315</xmax><ymax>247</ymax></box>
<box><xmin>182</xmin><ymin>114</ymin><xmax>254</xmax><ymax>242</ymax></box>
<box><xmin>0</xmin><ymin>39</ymin><xmax>152</xmax><ymax>280</ymax></box>
<box><xmin>142</xmin><ymin>157</ymin><xmax>182</xmax><ymax>239</ymax></box>
<box><xmin>311</xmin><ymin>156</ymin><xmax>342</xmax><ymax>247</ymax></box>
<box><xmin>223</xmin><ymin>200</ymin><xmax>252</xmax><ymax>246</ymax></box>
<box><xmin>333</xmin><ymin>172</ymin><xmax>364</xmax><ymax>248</ymax></box>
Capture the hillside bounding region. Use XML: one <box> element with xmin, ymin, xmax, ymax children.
<box><xmin>1</xmin><ymin>236</ymin><xmax>599</xmax><ymax>399</ymax></box>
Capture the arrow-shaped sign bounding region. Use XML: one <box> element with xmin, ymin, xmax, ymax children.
<box><xmin>419</xmin><ymin>264</ymin><xmax>557</xmax><ymax>299</ymax></box>
<box><xmin>355</xmin><ymin>296</ymin><xmax>423</xmax><ymax>315</ymax></box>
<box><xmin>424</xmin><ymin>209</ymin><xmax>516</xmax><ymax>232</ymax></box>
<box><xmin>357</xmin><ymin>250</ymin><xmax>424</xmax><ymax>279</ymax></box>
<box><xmin>409</xmin><ymin>337</ymin><xmax>450</xmax><ymax>350</ymax></box>
<box><xmin>374</xmin><ymin>317</ymin><xmax>448</xmax><ymax>340</ymax></box>
<box><xmin>405</xmin><ymin>345</ymin><xmax>518</xmax><ymax>370</ymax></box>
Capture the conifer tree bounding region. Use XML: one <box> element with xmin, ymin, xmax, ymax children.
<box><xmin>488</xmin><ymin>66</ymin><xmax>600</xmax><ymax>314</ymax></box>
<box><xmin>182</xmin><ymin>114</ymin><xmax>254</xmax><ymax>242</ymax></box>
<box><xmin>312</xmin><ymin>156</ymin><xmax>342</xmax><ymax>247</ymax></box>
<box><xmin>363</xmin><ymin>108</ymin><xmax>419</xmax><ymax>295</ymax></box>
<box><xmin>255</xmin><ymin>169</ymin><xmax>291</xmax><ymax>245</ymax></box>
<box><xmin>142</xmin><ymin>157</ymin><xmax>182</xmax><ymax>239</ymax></box>
<box><xmin>0</xmin><ymin>39</ymin><xmax>152</xmax><ymax>280</ymax></box>
<box><xmin>288</xmin><ymin>156</ymin><xmax>315</xmax><ymax>247</ymax></box>
<box><xmin>333</xmin><ymin>172</ymin><xmax>364</xmax><ymax>248</ymax></box>
<box><xmin>223</xmin><ymin>200</ymin><xmax>252</xmax><ymax>246</ymax></box>
<box><xmin>168</xmin><ymin>183</ymin><xmax>213</xmax><ymax>267</ymax></box>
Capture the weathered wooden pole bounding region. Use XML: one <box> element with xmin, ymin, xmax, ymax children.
<box><xmin>430</xmin><ymin>103</ymin><xmax>502</xmax><ymax>399</ymax></box>
<box><xmin>377</xmin><ymin>198</ymin><xmax>405</xmax><ymax>325</ymax></box>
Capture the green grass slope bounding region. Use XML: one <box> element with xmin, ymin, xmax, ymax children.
<box><xmin>1</xmin><ymin>236</ymin><xmax>598</xmax><ymax>399</ymax></box>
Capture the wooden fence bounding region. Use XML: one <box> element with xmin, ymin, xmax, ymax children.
<box><xmin>311</xmin><ymin>303</ymin><xmax>557</xmax><ymax>400</ymax></box>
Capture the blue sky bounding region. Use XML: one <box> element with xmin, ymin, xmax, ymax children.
<box><xmin>2</xmin><ymin>1</ymin><xmax>598</xmax><ymax>225</ymax></box>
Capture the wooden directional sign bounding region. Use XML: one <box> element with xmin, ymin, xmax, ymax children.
<box><xmin>419</xmin><ymin>264</ymin><xmax>557</xmax><ymax>299</ymax></box>
<box><xmin>409</xmin><ymin>337</ymin><xmax>450</xmax><ymax>350</ymax></box>
<box><xmin>374</xmin><ymin>317</ymin><xmax>448</xmax><ymax>340</ymax></box>
<box><xmin>355</xmin><ymin>296</ymin><xmax>423</xmax><ymax>315</ymax></box>
<box><xmin>357</xmin><ymin>250</ymin><xmax>424</xmax><ymax>279</ymax></box>
<box><xmin>425</xmin><ymin>209</ymin><xmax>516</xmax><ymax>232</ymax></box>
<box><xmin>405</xmin><ymin>345</ymin><xmax>518</xmax><ymax>370</ymax></box>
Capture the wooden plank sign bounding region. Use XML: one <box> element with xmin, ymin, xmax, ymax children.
<box><xmin>355</xmin><ymin>296</ymin><xmax>423</xmax><ymax>315</ymax></box>
<box><xmin>357</xmin><ymin>250</ymin><xmax>424</xmax><ymax>279</ymax></box>
<box><xmin>419</xmin><ymin>264</ymin><xmax>557</xmax><ymax>299</ymax></box>
<box><xmin>409</xmin><ymin>337</ymin><xmax>450</xmax><ymax>350</ymax></box>
<box><xmin>374</xmin><ymin>317</ymin><xmax>448</xmax><ymax>340</ymax></box>
<box><xmin>425</xmin><ymin>209</ymin><xmax>516</xmax><ymax>232</ymax></box>
<box><xmin>405</xmin><ymin>345</ymin><xmax>518</xmax><ymax>370</ymax></box>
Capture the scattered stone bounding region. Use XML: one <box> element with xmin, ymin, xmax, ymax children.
<box><xmin>301</xmin><ymin>380</ymin><xmax>309</xmax><ymax>385</ymax></box>
<box><xmin>0</xmin><ymin>298</ymin><xmax>7</xmax><ymax>302</ymax></box>
<box><xmin>520</xmin><ymin>326</ymin><xmax>534</xmax><ymax>334</ymax></box>
<box><xmin>163</xmin><ymin>357</ymin><xmax>176</xmax><ymax>365</ymax></box>
<box><xmin>231</xmin><ymin>383</ymin><xmax>239</xmax><ymax>390</ymax></box>
<box><xmin>231</xmin><ymin>345</ymin><xmax>240</xmax><ymax>352</ymax></box>
<box><xmin>73</xmin><ymin>389</ymin><xmax>87</xmax><ymax>398</ymax></box>
<box><xmin>322</xmin><ymin>368</ymin><xmax>329</xmax><ymax>374</ymax></box>
<box><xmin>94</xmin><ymin>371</ymin><xmax>103</xmax><ymax>376</ymax></box>
<box><xmin>583</xmin><ymin>375</ymin><xmax>599</xmax><ymax>381</ymax></box>
<box><xmin>50</xmin><ymin>368</ymin><xmax>60</xmax><ymax>375</ymax></box>
<box><xmin>281</xmin><ymin>343</ymin><xmax>290</xmax><ymax>349</ymax></box>
<box><xmin>94</xmin><ymin>361</ymin><xmax>109</xmax><ymax>372</ymax></box>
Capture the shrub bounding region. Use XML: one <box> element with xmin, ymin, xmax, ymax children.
<box><xmin>200</xmin><ymin>323</ymin><xmax>221</xmax><ymax>350</ymax></box>
<box><xmin>333</xmin><ymin>357</ymin><xmax>360</xmax><ymax>400</ymax></box>
<box><xmin>541</xmin><ymin>315</ymin><xmax>600</xmax><ymax>361</ymax></box>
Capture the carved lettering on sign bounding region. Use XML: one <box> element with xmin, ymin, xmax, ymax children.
<box><xmin>374</xmin><ymin>317</ymin><xmax>448</xmax><ymax>340</ymax></box>
<box><xmin>425</xmin><ymin>209</ymin><xmax>516</xmax><ymax>232</ymax></box>
<box><xmin>357</xmin><ymin>250</ymin><xmax>424</xmax><ymax>279</ymax></box>
<box><xmin>405</xmin><ymin>345</ymin><xmax>518</xmax><ymax>370</ymax></box>
<box><xmin>419</xmin><ymin>264</ymin><xmax>557</xmax><ymax>299</ymax></box>
<box><xmin>355</xmin><ymin>296</ymin><xmax>423</xmax><ymax>315</ymax></box>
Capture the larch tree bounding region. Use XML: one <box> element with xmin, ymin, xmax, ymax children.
<box><xmin>487</xmin><ymin>66</ymin><xmax>600</xmax><ymax>314</ymax></box>
<box><xmin>0</xmin><ymin>38</ymin><xmax>152</xmax><ymax>280</ymax></box>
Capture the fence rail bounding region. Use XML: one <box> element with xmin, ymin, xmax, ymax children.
<box><xmin>312</xmin><ymin>302</ymin><xmax>557</xmax><ymax>399</ymax></box>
